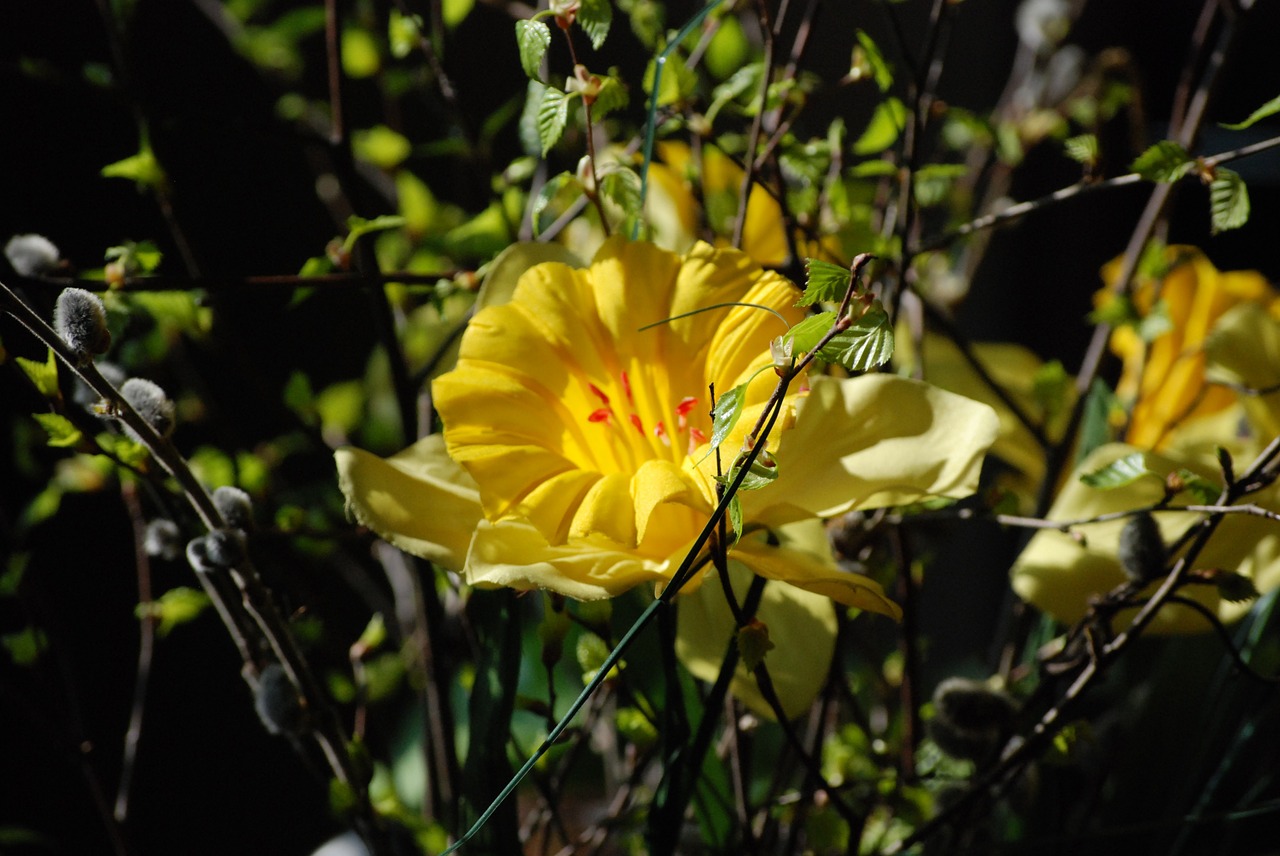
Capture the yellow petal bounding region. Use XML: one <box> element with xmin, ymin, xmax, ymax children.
<box><xmin>1011</xmin><ymin>443</ymin><xmax>1280</xmax><ymax>632</ymax></box>
<box><xmin>754</xmin><ymin>375</ymin><xmax>999</xmax><ymax>520</ymax></box>
<box><xmin>334</xmin><ymin>435</ymin><xmax>482</xmax><ymax>571</ymax></box>
<box><xmin>675</xmin><ymin>558</ymin><xmax>837</xmax><ymax>720</ymax></box>
<box><xmin>732</xmin><ymin>523</ymin><xmax>902</xmax><ymax>619</ymax></box>
<box><xmin>465</xmin><ymin>518</ymin><xmax>670</xmax><ymax>600</ymax></box>
<box><xmin>1206</xmin><ymin>303</ymin><xmax>1280</xmax><ymax>440</ymax></box>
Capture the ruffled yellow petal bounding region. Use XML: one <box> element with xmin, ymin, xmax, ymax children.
<box><xmin>1206</xmin><ymin>303</ymin><xmax>1280</xmax><ymax>440</ymax></box>
<box><xmin>754</xmin><ymin>375</ymin><xmax>999</xmax><ymax>521</ymax></box>
<box><xmin>1011</xmin><ymin>443</ymin><xmax>1280</xmax><ymax>632</ymax></box>
<box><xmin>334</xmin><ymin>436</ymin><xmax>482</xmax><ymax>571</ymax></box>
<box><xmin>675</xmin><ymin>559</ymin><xmax>837</xmax><ymax>720</ymax></box>
<box><xmin>732</xmin><ymin>525</ymin><xmax>902</xmax><ymax>619</ymax></box>
<box><xmin>465</xmin><ymin>518</ymin><xmax>670</xmax><ymax>600</ymax></box>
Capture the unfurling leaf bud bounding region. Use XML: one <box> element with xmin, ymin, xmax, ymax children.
<box><xmin>929</xmin><ymin>676</ymin><xmax>1017</xmax><ymax>762</ymax></box>
<box><xmin>5</xmin><ymin>233</ymin><xmax>62</xmax><ymax>277</ymax></box>
<box><xmin>144</xmin><ymin>519</ymin><xmax>183</xmax><ymax>560</ymax></box>
<box><xmin>54</xmin><ymin>288</ymin><xmax>111</xmax><ymax>363</ymax></box>
<box><xmin>1118</xmin><ymin>512</ymin><xmax>1165</xmax><ymax>583</ymax></box>
<box><xmin>254</xmin><ymin>662</ymin><xmax>305</xmax><ymax>736</ymax></box>
<box><xmin>737</xmin><ymin>619</ymin><xmax>775</xmax><ymax>672</ymax></box>
<box><xmin>120</xmin><ymin>377</ymin><xmax>175</xmax><ymax>439</ymax></box>
<box><xmin>213</xmin><ymin>486</ymin><xmax>254</xmax><ymax>531</ymax></box>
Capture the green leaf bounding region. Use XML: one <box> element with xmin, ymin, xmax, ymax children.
<box><xmin>1220</xmin><ymin>93</ymin><xmax>1280</xmax><ymax>131</ymax></box>
<box><xmin>599</xmin><ymin>166</ymin><xmax>642</xmax><ymax>232</ymax></box>
<box><xmin>357</xmin><ymin>613</ymin><xmax>388</xmax><ymax>652</ymax></box>
<box><xmin>1075</xmin><ymin>382</ymin><xmax>1116</xmax><ymax>467</ymax></box>
<box><xmin>342</xmin><ymin>214</ymin><xmax>407</xmax><ymax>254</ymax></box>
<box><xmin>913</xmin><ymin>163</ymin><xmax>968</xmax><ymax>207</ymax></box>
<box><xmin>352</xmin><ymin>125</ymin><xmax>411</xmax><ymax>170</ymax></box>
<box><xmin>726</xmin><ymin>494</ymin><xmax>743</xmax><ymax>542</ymax></box>
<box><xmin>16</xmin><ymin>349</ymin><xmax>58</xmax><ymax>397</ymax></box>
<box><xmin>798</xmin><ymin>259</ymin><xmax>852</xmax><ymax>307</ymax></box>
<box><xmin>592</xmin><ymin>74</ymin><xmax>629</xmax><ymax>119</ymax></box>
<box><xmin>710</xmin><ymin>383</ymin><xmax>749</xmax><ymax>451</ymax></box>
<box><xmin>515</xmin><ymin>18</ymin><xmax>550</xmax><ymax>79</ymax></box>
<box><xmin>0</xmin><ymin>553</ymin><xmax>29</xmax><ymax>597</ymax></box>
<box><xmin>1064</xmin><ymin>133</ymin><xmax>1098</xmax><ymax>165</ymax></box>
<box><xmin>2</xmin><ymin>626</ymin><xmax>48</xmax><ymax>666</ymax></box>
<box><xmin>341</xmin><ymin>27</ymin><xmax>380</xmax><ymax>78</ymax></box>
<box><xmin>1131</xmin><ymin>141</ymin><xmax>1192</xmax><ymax>182</ymax></box>
<box><xmin>101</xmin><ymin>145</ymin><xmax>167</xmax><ymax>190</ymax></box>
<box><xmin>387</xmin><ymin>8</ymin><xmax>420</xmax><ymax>59</ymax></box>
<box><xmin>96</xmin><ymin>432</ymin><xmax>150</xmax><ymax>469</ymax></box>
<box><xmin>849</xmin><ymin>158</ymin><xmax>898</xmax><ymax>178</ymax></box>
<box><xmin>32</xmin><ymin>413</ymin><xmax>83</xmax><ymax>448</ymax></box>
<box><xmin>1209</xmin><ymin>167</ymin><xmax>1249</xmax><ymax>234</ymax></box>
<box><xmin>538</xmin><ymin>85</ymin><xmax>571</xmax><ymax>156</ymax></box>
<box><xmin>137</xmin><ymin>587</ymin><xmax>211</xmax><ymax>637</ymax></box>
<box><xmin>643</xmin><ymin>53</ymin><xmax>697</xmax><ymax>108</ymax></box>
<box><xmin>782</xmin><ymin>312</ymin><xmax>837</xmax><ymax>354</ymax></box>
<box><xmin>1173</xmin><ymin>468</ymin><xmax>1219</xmax><ymax>504</ymax></box>
<box><xmin>851</xmin><ymin>30</ymin><xmax>892</xmax><ymax>92</ymax></box>
<box><xmin>1031</xmin><ymin>360</ymin><xmax>1070</xmax><ymax>420</ymax></box>
<box><xmin>817</xmin><ymin>301</ymin><xmax>895</xmax><ymax>371</ymax></box>
<box><xmin>736</xmin><ymin>620</ymin><xmax>774</xmax><ymax>671</ymax></box>
<box><xmin>1080</xmin><ymin>452</ymin><xmax>1151</xmax><ymax>490</ymax></box>
<box><xmin>531</xmin><ymin>171</ymin><xmax>583</xmax><ymax>235</ymax></box>
<box><xmin>442</xmin><ymin>0</ymin><xmax>473</xmax><ymax>28</ymax></box>
<box><xmin>852</xmin><ymin>97</ymin><xmax>906</xmax><ymax>156</ymax></box>
<box><xmin>578</xmin><ymin>0</ymin><xmax>612</xmax><ymax>50</ymax></box>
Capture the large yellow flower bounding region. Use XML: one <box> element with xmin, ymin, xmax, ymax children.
<box><xmin>336</xmin><ymin>237</ymin><xmax>998</xmax><ymax>714</ymax></box>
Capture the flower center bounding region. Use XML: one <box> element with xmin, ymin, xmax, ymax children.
<box><xmin>581</xmin><ymin>370</ymin><xmax>709</xmax><ymax>471</ymax></box>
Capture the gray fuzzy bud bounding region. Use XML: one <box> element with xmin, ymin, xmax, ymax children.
<box><xmin>186</xmin><ymin>536</ymin><xmax>218</xmax><ymax>574</ymax></box>
<box><xmin>254</xmin><ymin>662</ymin><xmax>305</xmax><ymax>736</ymax></box>
<box><xmin>54</xmin><ymin>288</ymin><xmax>111</xmax><ymax>362</ymax></box>
<box><xmin>120</xmin><ymin>378</ymin><xmax>175</xmax><ymax>439</ymax></box>
<box><xmin>5</xmin><ymin>233</ymin><xmax>61</xmax><ymax>277</ymax></box>
<box><xmin>144</xmin><ymin>519</ymin><xmax>183</xmax><ymax>560</ymax></box>
<box><xmin>212</xmin><ymin>486</ymin><xmax>254</xmax><ymax>531</ymax></box>
<box><xmin>1118</xmin><ymin>512</ymin><xmax>1166</xmax><ymax>583</ymax></box>
<box><xmin>929</xmin><ymin>677</ymin><xmax>1017</xmax><ymax>763</ymax></box>
<box><xmin>185</xmin><ymin>529</ymin><xmax>246</xmax><ymax>573</ymax></box>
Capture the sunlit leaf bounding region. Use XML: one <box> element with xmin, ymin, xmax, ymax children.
<box><xmin>1080</xmin><ymin>451</ymin><xmax>1151</xmax><ymax>489</ymax></box>
<box><xmin>1131</xmin><ymin>141</ymin><xmax>1192</xmax><ymax>182</ymax></box>
<box><xmin>32</xmin><ymin>413</ymin><xmax>82</xmax><ymax>448</ymax></box>
<box><xmin>710</xmin><ymin>383</ymin><xmax>748</xmax><ymax>451</ymax></box>
<box><xmin>1219</xmin><ymin>93</ymin><xmax>1280</xmax><ymax>131</ymax></box>
<box><xmin>851</xmin><ymin>29</ymin><xmax>892</xmax><ymax>92</ymax></box>
<box><xmin>1209</xmin><ymin>167</ymin><xmax>1249</xmax><ymax>234</ymax></box>
<box><xmin>515</xmin><ymin>18</ymin><xmax>550</xmax><ymax>79</ymax></box>
<box><xmin>16</xmin><ymin>349</ymin><xmax>58</xmax><ymax>398</ymax></box>
<box><xmin>817</xmin><ymin>301</ymin><xmax>894</xmax><ymax>371</ymax></box>
<box><xmin>852</xmin><ymin>97</ymin><xmax>906</xmax><ymax>156</ymax></box>
<box><xmin>782</xmin><ymin>312</ymin><xmax>837</xmax><ymax>354</ymax></box>
<box><xmin>798</xmin><ymin>259</ymin><xmax>851</xmax><ymax>307</ymax></box>
<box><xmin>578</xmin><ymin>0</ymin><xmax>612</xmax><ymax>50</ymax></box>
<box><xmin>538</xmin><ymin>85</ymin><xmax>571</xmax><ymax>156</ymax></box>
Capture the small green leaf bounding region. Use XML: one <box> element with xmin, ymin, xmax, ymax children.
<box><xmin>101</xmin><ymin>146</ymin><xmax>167</xmax><ymax>190</ymax></box>
<box><xmin>1131</xmin><ymin>141</ymin><xmax>1193</xmax><ymax>182</ymax></box>
<box><xmin>387</xmin><ymin>8</ymin><xmax>420</xmax><ymax>59</ymax></box>
<box><xmin>578</xmin><ymin>0</ymin><xmax>612</xmax><ymax>50</ymax></box>
<box><xmin>1173</xmin><ymin>468</ymin><xmax>1219</xmax><ymax>504</ymax></box>
<box><xmin>357</xmin><ymin>613</ymin><xmax>387</xmax><ymax>652</ymax></box>
<box><xmin>599</xmin><ymin>166</ymin><xmax>642</xmax><ymax>232</ymax></box>
<box><xmin>710</xmin><ymin>383</ymin><xmax>749</xmax><ymax>451</ymax></box>
<box><xmin>0</xmin><ymin>553</ymin><xmax>29</xmax><ymax>597</ymax></box>
<box><xmin>1064</xmin><ymin>133</ymin><xmax>1098</xmax><ymax>165</ymax></box>
<box><xmin>442</xmin><ymin>0</ymin><xmax>473</xmax><ymax>28</ymax></box>
<box><xmin>852</xmin><ymin>97</ymin><xmax>906</xmax><ymax>156</ymax></box>
<box><xmin>16</xmin><ymin>349</ymin><xmax>58</xmax><ymax>397</ymax></box>
<box><xmin>798</xmin><ymin>259</ymin><xmax>852</xmax><ymax>307</ymax></box>
<box><xmin>96</xmin><ymin>432</ymin><xmax>150</xmax><ymax>469</ymax></box>
<box><xmin>1209</xmin><ymin>167</ymin><xmax>1249</xmax><ymax>234</ymax></box>
<box><xmin>782</xmin><ymin>312</ymin><xmax>837</xmax><ymax>355</ymax></box>
<box><xmin>32</xmin><ymin>413</ymin><xmax>82</xmax><ymax>448</ymax></box>
<box><xmin>538</xmin><ymin>85</ymin><xmax>571</xmax><ymax>156</ymax></box>
<box><xmin>1213</xmin><ymin>570</ymin><xmax>1260</xmax><ymax>603</ymax></box>
<box><xmin>849</xmin><ymin>158</ymin><xmax>898</xmax><ymax>178</ymax></box>
<box><xmin>1031</xmin><ymin>360</ymin><xmax>1070</xmax><ymax>420</ymax></box>
<box><xmin>736</xmin><ymin>620</ymin><xmax>774</xmax><ymax>671</ymax></box>
<box><xmin>352</xmin><ymin>125</ymin><xmax>411</xmax><ymax>169</ymax></box>
<box><xmin>137</xmin><ymin>587</ymin><xmax>211</xmax><ymax>637</ymax></box>
<box><xmin>2</xmin><ymin>626</ymin><xmax>48</xmax><ymax>666</ymax></box>
<box><xmin>851</xmin><ymin>29</ymin><xmax>892</xmax><ymax>92</ymax></box>
<box><xmin>1075</xmin><ymin>379</ymin><xmax>1117</xmax><ymax>465</ymax></box>
<box><xmin>1080</xmin><ymin>452</ymin><xmax>1151</xmax><ymax>490</ymax></box>
<box><xmin>515</xmin><ymin>18</ymin><xmax>550</xmax><ymax>79</ymax></box>
<box><xmin>1220</xmin><ymin>93</ymin><xmax>1280</xmax><ymax>131</ymax></box>
<box><xmin>726</xmin><ymin>494</ymin><xmax>743</xmax><ymax>542</ymax></box>
<box><xmin>531</xmin><ymin>171</ymin><xmax>583</xmax><ymax>235</ymax></box>
<box><xmin>913</xmin><ymin>163</ymin><xmax>968</xmax><ymax>207</ymax></box>
<box><xmin>592</xmin><ymin>74</ymin><xmax>629</xmax><ymax>119</ymax></box>
<box><xmin>1137</xmin><ymin>300</ymin><xmax>1173</xmax><ymax>342</ymax></box>
<box><xmin>341</xmin><ymin>27</ymin><xmax>380</xmax><ymax>78</ymax></box>
<box><xmin>817</xmin><ymin>301</ymin><xmax>895</xmax><ymax>371</ymax></box>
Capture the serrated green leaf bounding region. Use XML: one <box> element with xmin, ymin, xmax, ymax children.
<box><xmin>15</xmin><ymin>349</ymin><xmax>58</xmax><ymax>398</ymax></box>
<box><xmin>1210</xmin><ymin>168</ymin><xmax>1249</xmax><ymax>234</ymax></box>
<box><xmin>1064</xmin><ymin>133</ymin><xmax>1098</xmax><ymax>164</ymax></box>
<box><xmin>817</xmin><ymin>301</ymin><xmax>894</xmax><ymax>371</ymax></box>
<box><xmin>578</xmin><ymin>0</ymin><xmax>612</xmax><ymax>50</ymax></box>
<box><xmin>538</xmin><ymin>85</ymin><xmax>571</xmax><ymax>156</ymax></box>
<box><xmin>1131</xmin><ymin>141</ymin><xmax>1192</xmax><ymax>182</ymax></box>
<box><xmin>515</xmin><ymin>18</ymin><xmax>550</xmax><ymax>79</ymax></box>
<box><xmin>853</xmin><ymin>97</ymin><xmax>906</xmax><ymax>156</ymax></box>
<box><xmin>799</xmin><ymin>259</ymin><xmax>852</xmax><ymax>307</ymax></box>
<box><xmin>1220</xmin><ymin>93</ymin><xmax>1280</xmax><ymax>131</ymax></box>
<box><xmin>599</xmin><ymin>166</ymin><xmax>642</xmax><ymax>232</ymax></box>
<box><xmin>592</xmin><ymin>75</ymin><xmax>629</xmax><ymax>119</ymax></box>
<box><xmin>1214</xmin><ymin>571</ymin><xmax>1260</xmax><ymax>604</ymax></box>
<box><xmin>710</xmin><ymin>383</ymin><xmax>749</xmax><ymax>451</ymax></box>
<box><xmin>782</xmin><ymin>312</ymin><xmax>837</xmax><ymax>354</ymax></box>
<box><xmin>32</xmin><ymin>413</ymin><xmax>82</xmax><ymax>448</ymax></box>
<box><xmin>852</xmin><ymin>29</ymin><xmax>893</xmax><ymax>92</ymax></box>
<box><xmin>726</xmin><ymin>494</ymin><xmax>743</xmax><ymax>543</ymax></box>
<box><xmin>1080</xmin><ymin>452</ymin><xmax>1151</xmax><ymax>489</ymax></box>
<box><xmin>1173</xmin><ymin>469</ymin><xmax>1219</xmax><ymax>504</ymax></box>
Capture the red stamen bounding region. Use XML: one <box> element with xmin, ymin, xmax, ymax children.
<box><xmin>588</xmin><ymin>408</ymin><xmax>612</xmax><ymax>424</ymax></box>
<box><xmin>690</xmin><ymin>427</ymin><xmax>707</xmax><ymax>445</ymax></box>
<box><xmin>629</xmin><ymin>414</ymin><xmax>644</xmax><ymax>434</ymax></box>
<box><xmin>588</xmin><ymin>383</ymin><xmax>611</xmax><ymax>405</ymax></box>
<box><xmin>620</xmin><ymin>371</ymin><xmax>634</xmax><ymax>405</ymax></box>
<box><xmin>675</xmin><ymin>396</ymin><xmax>699</xmax><ymax>416</ymax></box>
<box><xmin>654</xmin><ymin>421</ymin><xmax>671</xmax><ymax>447</ymax></box>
